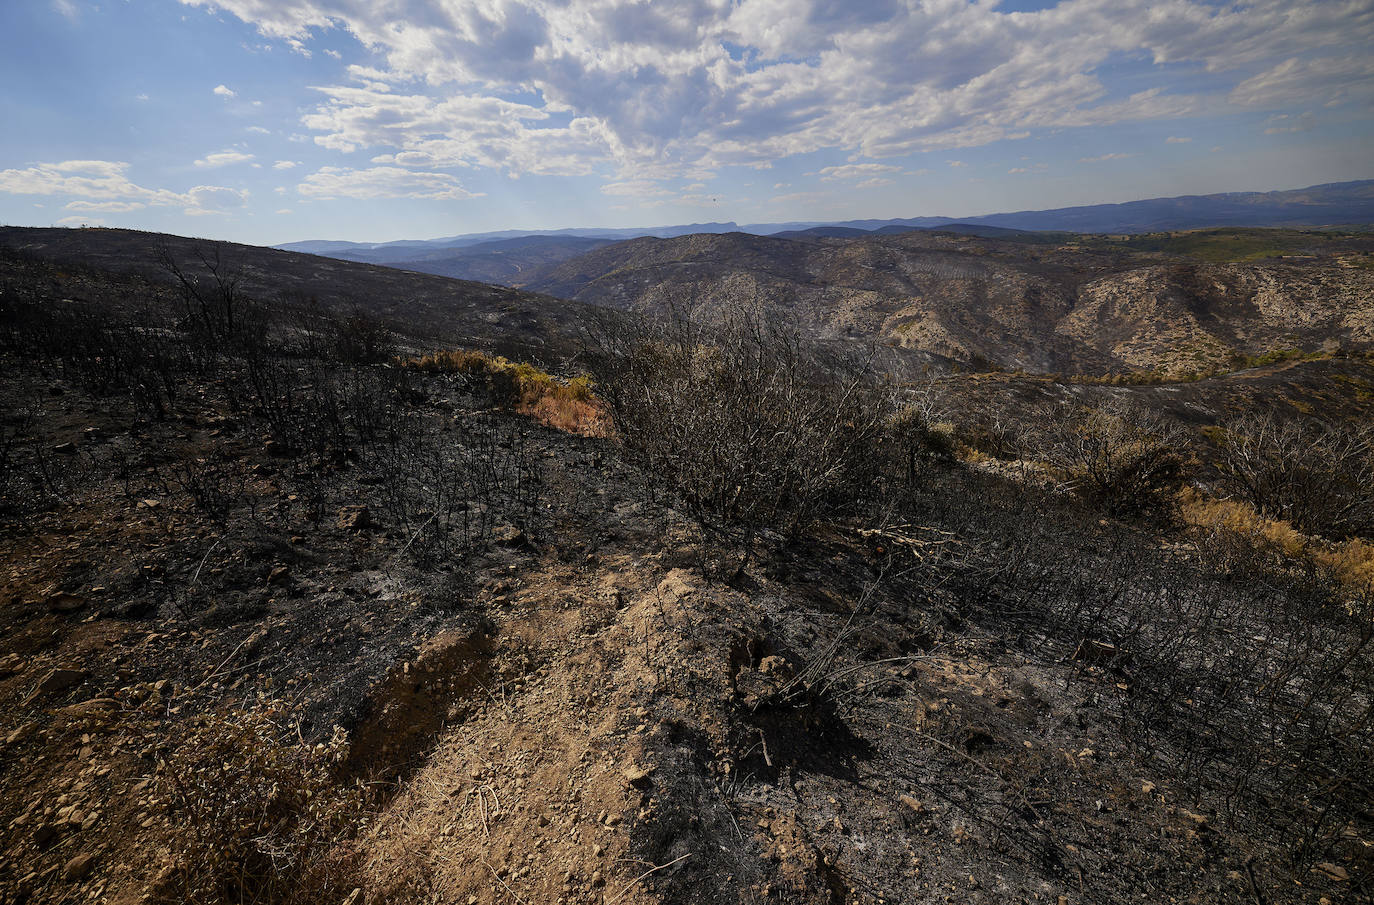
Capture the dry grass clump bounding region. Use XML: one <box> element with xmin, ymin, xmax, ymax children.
<box><xmin>1182</xmin><ymin>488</ymin><xmax>1374</xmax><ymax>602</ymax></box>
<box><xmin>149</xmin><ymin>702</ymin><xmax>365</xmax><ymax>905</ymax></box>
<box><xmin>402</xmin><ymin>349</ymin><xmax>607</xmax><ymax>435</ymax></box>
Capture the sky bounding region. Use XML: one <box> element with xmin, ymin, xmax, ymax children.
<box><xmin>0</xmin><ymin>0</ymin><xmax>1371</xmax><ymax>245</ymax></box>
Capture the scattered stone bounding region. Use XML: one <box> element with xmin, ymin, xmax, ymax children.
<box><xmin>268</xmin><ymin>565</ymin><xmax>290</xmax><ymax>585</ymax></box>
<box><xmin>338</xmin><ymin>505</ymin><xmax>372</xmax><ymax>530</ymax></box>
<box><xmin>899</xmin><ymin>794</ymin><xmax>926</xmax><ymax>815</ymax></box>
<box><xmin>62</xmin><ymin>852</ymin><xmax>98</xmax><ymax>882</ymax></box>
<box><xmin>625</xmin><ymin>764</ymin><xmax>654</xmax><ymax>789</ymax></box>
<box><xmin>1073</xmin><ymin>639</ymin><xmax>1118</xmax><ymax>664</ymax></box>
<box><xmin>758</xmin><ymin>655</ymin><xmax>792</xmax><ymax>676</ymax></box>
<box><xmin>139</xmin><ymin>499</ymin><xmax>160</xmax><ymax>510</ymax></box>
<box><xmin>59</xmin><ymin>698</ymin><xmax>119</xmax><ymax>723</ymax></box>
<box><xmin>1179</xmin><ymin>809</ymin><xmax>1211</xmax><ymax>833</ymax></box>
<box><xmin>1313</xmin><ymin>863</ymin><xmax>1350</xmax><ymax>882</ymax></box>
<box><xmin>53</xmin><ymin>442</ymin><xmax>77</xmax><ymax>456</ymax></box>
<box><xmin>0</xmin><ymin>653</ymin><xmax>24</xmax><ymax>676</ymax></box>
<box><xmin>491</xmin><ymin>524</ymin><xmax>527</xmax><ymax>547</ymax></box>
<box><xmin>45</xmin><ymin>592</ymin><xmax>86</xmax><ymax>613</ymax></box>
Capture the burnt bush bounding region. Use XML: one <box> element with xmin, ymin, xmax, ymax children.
<box><xmin>1030</xmin><ymin>398</ymin><xmax>1187</xmax><ymax>516</ymax></box>
<box><xmin>586</xmin><ymin>308</ymin><xmax>890</xmax><ymax>557</ymax></box>
<box><xmin>151</xmin><ymin>702</ymin><xmax>364</xmax><ymax>905</ymax></box>
<box><xmin>332</xmin><ymin>310</ymin><xmax>393</xmax><ymax>364</ymax></box>
<box><xmin>363</xmin><ymin>410</ymin><xmax>543</xmax><ymax>564</ymax></box>
<box><xmin>899</xmin><ymin>467</ymin><xmax>1374</xmax><ymax>878</ymax></box>
<box><xmin>1216</xmin><ymin>411</ymin><xmax>1374</xmax><ymax>540</ymax></box>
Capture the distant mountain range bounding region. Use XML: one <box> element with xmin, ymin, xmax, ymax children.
<box><xmin>273</xmin><ymin>180</ymin><xmax>1374</xmax><ymax>285</ymax></box>
<box><xmin>279</xmin><ymin>180</ymin><xmax>1374</xmax><ymax>261</ymax></box>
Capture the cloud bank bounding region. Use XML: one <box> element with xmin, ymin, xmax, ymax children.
<box><xmin>178</xmin><ymin>0</ymin><xmax>1373</xmax><ymax>188</ymax></box>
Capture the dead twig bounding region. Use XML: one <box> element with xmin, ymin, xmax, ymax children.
<box><xmin>605</xmin><ymin>853</ymin><xmax>692</xmax><ymax>905</ymax></box>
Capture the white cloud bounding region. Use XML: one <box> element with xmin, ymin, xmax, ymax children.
<box><xmin>297</xmin><ymin>166</ymin><xmax>482</xmax><ymax>200</ymax></box>
<box><xmin>273</xmin><ymin>160</ymin><xmax>301</xmax><ymax>169</ymax></box>
<box><xmin>1166</xmin><ymin>136</ymin><xmax>1193</xmax><ymax>143</ymax></box>
<box><xmin>213</xmin><ymin>84</ymin><xmax>237</xmax><ymax>98</ymax></box>
<box><xmin>854</xmin><ymin>177</ymin><xmax>895</xmax><ymax>188</ymax></box>
<box><xmin>52</xmin><ymin>0</ymin><xmax>79</xmax><ymax>22</ymax></box>
<box><xmin>0</xmin><ymin>160</ymin><xmax>184</xmax><ymax>205</ymax></box>
<box><xmin>1231</xmin><ymin>55</ymin><xmax>1374</xmax><ymax>109</ymax></box>
<box><xmin>135</xmin><ymin>93</ymin><xmax>150</xmax><ymax>102</ymax></box>
<box><xmin>816</xmin><ymin>163</ymin><xmax>902</xmax><ymax>181</ymax></box>
<box><xmin>599</xmin><ymin>180</ymin><xmax>673</xmax><ymax>197</ymax></box>
<box><xmin>1078</xmin><ymin>152</ymin><xmax>1135</xmax><ymax>162</ymax></box>
<box><xmin>276</xmin><ymin>208</ymin><xmax>293</xmax><ymax>214</ymax></box>
<box><xmin>178</xmin><ymin>0</ymin><xmax>1374</xmax><ymax>186</ymax></box>
<box><xmin>0</xmin><ymin>159</ymin><xmax>247</xmax><ymax>217</ymax></box>
<box><xmin>58</xmin><ymin>216</ymin><xmax>103</xmax><ymax>226</ymax></box>
<box><xmin>947</xmin><ymin>160</ymin><xmax>968</xmax><ymax>168</ymax></box>
<box><xmin>64</xmin><ymin>200</ymin><xmax>146</xmax><ymax>213</ymax></box>
<box><xmin>194</xmin><ymin>149</ymin><xmax>255</xmax><ymax>168</ymax></box>
<box><xmin>247</xmin><ymin>125</ymin><xmax>271</xmax><ymax>134</ymax></box>
<box><xmin>185</xmin><ymin>185</ymin><xmax>249</xmax><ymax>215</ymax></box>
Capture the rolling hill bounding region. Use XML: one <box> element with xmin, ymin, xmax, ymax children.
<box><xmin>516</xmin><ymin>227</ymin><xmax>1374</xmax><ymax>375</ymax></box>
<box><xmin>0</xmin><ymin>226</ymin><xmax>607</xmax><ymax>361</ymax></box>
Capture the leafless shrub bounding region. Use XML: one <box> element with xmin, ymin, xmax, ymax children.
<box><xmin>587</xmin><ymin>308</ymin><xmax>890</xmax><ymax>566</ymax></box>
<box><xmin>364</xmin><ymin>411</ymin><xmax>543</xmax><ymax>564</ymax></box>
<box><xmin>905</xmin><ymin>467</ymin><xmax>1374</xmax><ymax>874</ymax></box>
<box><xmin>332</xmin><ymin>309</ymin><xmax>393</xmax><ymax>364</ymax></box>
<box><xmin>1217</xmin><ymin>411</ymin><xmax>1374</xmax><ymax>540</ymax></box>
<box><xmin>170</xmin><ymin>453</ymin><xmax>249</xmax><ymax>523</ymax></box>
<box><xmin>150</xmin><ymin>702</ymin><xmax>364</xmax><ymax>905</ymax></box>
<box><xmin>1031</xmin><ymin>398</ymin><xmax>1186</xmax><ymax>516</ymax></box>
<box><xmin>885</xmin><ymin>394</ymin><xmax>956</xmax><ymax>488</ymax></box>
<box><xmin>157</xmin><ymin>243</ymin><xmax>252</xmax><ymax>357</ymax></box>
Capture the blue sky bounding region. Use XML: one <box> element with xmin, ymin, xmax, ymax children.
<box><xmin>1</xmin><ymin>0</ymin><xmax>1371</xmax><ymax>245</ymax></box>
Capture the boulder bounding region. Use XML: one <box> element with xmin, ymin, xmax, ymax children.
<box><xmin>338</xmin><ymin>505</ymin><xmax>372</xmax><ymax>530</ymax></box>
<box><xmin>29</xmin><ymin>668</ymin><xmax>89</xmax><ymax>701</ymax></box>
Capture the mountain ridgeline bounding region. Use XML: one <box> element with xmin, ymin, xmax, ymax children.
<box><xmin>513</xmin><ymin>228</ymin><xmax>1374</xmax><ymax>376</ymax></box>
<box><xmin>268</xmin><ymin>180</ymin><xmax>1374</xmax><ymax>378</ymax></box>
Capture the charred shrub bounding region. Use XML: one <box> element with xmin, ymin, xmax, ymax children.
<box><xmin>884</xmin><ymin>394</ymin><xmax>956</xmax><ymax>488</ymax></box>
<box><xmin>1216</xmin><ymin>411</ymin><xmax>1374</xmax><ymax>540</ymax></box>
<box><xmin>151</xmin><ymin>702</ymin><xmax>363</xmax><ymax>905</ymax></box>
<box><xmin>1031</xmin><ymin>398</ymin><xmax>1186</xmax><ymax>516</ymax></box>
<box><xmin>333</xmin><ymin>310</ymin><xmax>392</xmax><ymax>364</ymax></box>
<box><xmin>588</xmin><ymin>309</ymin><xmax>889</xmax><ymax>552</ymax></box>
<box><xmin>364</xmin><ymin>411</ymin><xmax>543</xmax><ymax>564</ymax></box>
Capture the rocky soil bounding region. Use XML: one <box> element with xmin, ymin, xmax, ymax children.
<box><xmin>0</xmin><ymin>227</ymin><xmax>1370</xmax><ymax>905</ymax></box>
